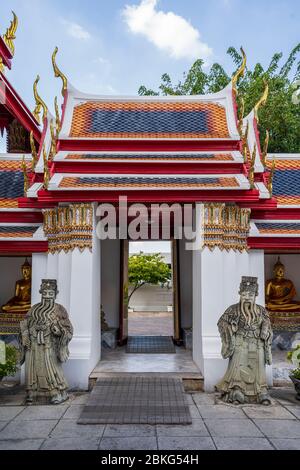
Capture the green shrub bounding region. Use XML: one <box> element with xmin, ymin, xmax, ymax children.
<box><xmin>0</xmin><ymin>344</ymin><xmax>18</xmax><ymax>378</ymax></box>
<box><xmin>287</xmin><ymin>344</ymin><xmax>300</xmax><ymax>379</ymax></box>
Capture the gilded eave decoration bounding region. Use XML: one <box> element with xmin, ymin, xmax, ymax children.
<box><xmin>203</xmin><ymin>203</ymin><xmax>251</xmax><ymax>252</ymax></box>
<box><xmin>43</xmin><ymin>204</ymin><xmax>93</xmax><ymax>254</ymax></box>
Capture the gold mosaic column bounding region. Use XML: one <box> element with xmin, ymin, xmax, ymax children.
<box><xmin>203</xmin><ymin>203</ymin><xmax>250</xmax><ymax>252</ymax></box>
<box><xmin>43</xmin><ymin>204</ymin><xmax>93</xmax><ymax>254</ymax></box>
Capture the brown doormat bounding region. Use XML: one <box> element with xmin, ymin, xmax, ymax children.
<box><xmin>126</xmin><ymin>335</ymin><xmax>175</xmax><ymax>354</ymax></box>
<box><xmin>77</xmin><ymin>376</ymin><xmax>191</xmax><ymax>424</ymax></box>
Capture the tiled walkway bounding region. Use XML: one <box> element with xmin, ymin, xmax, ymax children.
<box><xmin>128</xmin><ymin>311</ymin><xmax>173</xmax><ymax>336</ymax></box>
<box><xmin>0</xmin><ymin>386</ymin><xmax>299</xmax><ymax>450</ymax></box>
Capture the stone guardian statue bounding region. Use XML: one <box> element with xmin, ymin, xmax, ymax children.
<box><xmin>20</xmin><ymin>279</ymin><xmax>73</xmax><ymax>404</ymax></box>
<box><xmin>216</xmin><ymin>276</ymin><xmax>273</xmax><ymax>405</ymax></box>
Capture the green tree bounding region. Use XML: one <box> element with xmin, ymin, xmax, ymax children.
<box><xmin>128</xmin><ymin>252</ymin><xmax>171</xmax><ymax>304</ymax></box>
<box><xmin>138</xmin><ymin>45</ymin><xmax>300</xmax><ymax>153</ymax></box>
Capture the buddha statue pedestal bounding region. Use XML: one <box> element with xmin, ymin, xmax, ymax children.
<box><xmin>266</xmin><ymin>257</ymin><xmax>300</xmax><ymax>331</ymax></box>
<box><xmin>0</xmin><ymin>260</ymin><xmax>32</xmax><ymax>336</ymax></box>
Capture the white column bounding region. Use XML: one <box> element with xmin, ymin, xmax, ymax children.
<box><xmin>56</xmin><ymin>252</ymin><xmax>72</xmax><ymax>311</ymax></box>
<box><xmin>63</xmin><ymin>204</ymin><xmax>101</xmax><ymax>390</ymax></box>
<box><xmin>193</xmin><ymin>245</ymin><xmax>266</xmax><ymax>391</ymax></box>
<box><xmin>31</xmin><ymin>253</ymin><xmax>47</xmax><ymax>304</ymax></box>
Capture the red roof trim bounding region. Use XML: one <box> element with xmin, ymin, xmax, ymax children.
<box><xmin>0</xmin><ymin>240</ymin><xmax>48</xmax><ymax>253</ymax></box>
<box><xmin>251</xmin><ymin>208</ymin><xmax>300</xmax><ymax>220</ymax></box>
<box><xmin>0</xmin><ymin>212</ymin><xmax>43</xmax><ymax>223</ymax></box>
<box><xmin>248</xmin><ymin>236</ymin><xmax>300</xmax><ymax>250</ymax></box>
<box><xmin>0</xmin><ymin>37</ymin><xmax>12</xmax><ymax>68</ymax></box>
<box><xmin>52</xmin><ymin>161</ymin><xmax>245</xmax><ymax>175</ymax></box>
<box><xmin>33</xmin><ymin>188</ymin><xmax>260</xmax><ymax>204</ymax></box>
<box><xmin>58</xmin><ymin>138</ymin><xmax>242</xmax><ymax>153</ymax></box>
<box><xmin>0</xmin><ymin>73</ymin><xmax>41</xmax><ymax>141</ymax></box>
<box><xmin>239</xmin><ymin>198</ymin><xmax>277</xmax><ymax>211</ymax></box>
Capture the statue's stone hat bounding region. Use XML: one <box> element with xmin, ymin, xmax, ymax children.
<box><xmin>40</xmin><ymin>279</ymin><xmax>58</xmax><ymax>294</ymax></box>
<box><xmin>239</xmin><ymin>276</ymin><xmax>258</xmax><ymax>295</ymax></box>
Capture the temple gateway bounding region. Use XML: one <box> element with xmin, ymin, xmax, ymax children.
<box><xmin>0</xmin><ymin>14</ymin><xmax>299</xmax><ymax>391</ymax></box>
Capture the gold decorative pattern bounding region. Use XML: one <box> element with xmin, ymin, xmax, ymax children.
<box><xmin>30</xmin><ymin>131</ymin><xmax>38</xmax><ymax>170</ymax></box>
<box><xmin>54</xmin><ymin>96</ymin><xmax>61</xmax><ymax>136</ymax></box>
<box><xmin>3</xmin><ymin>11</ymin><xmax>18</xmax><ymax>56</ymax></box>
<box><xmin>49</xmin><ymin>119</ymin><xmax>57</xmax><ymax>161</ymax></box>
<box><xmin>248</xmin><ymin>143</ymin><xmax>256</xmax><ymax>189</ymax></box>
<box><xmin>52</xmin><ymin>47</ymin><xmax>68</xmax><ymax>97</ymax></box>
<box><xmin>0</xmin><ymin>57</ymin><xmax>4</xmax><ymax>74</ymax></box>
<box><xmin>21</xmin><ymin>156</ymin><xmax>29</xmax><ymax>195</ymax></box>
<box><xmin>242</xmin><ymin>121</ymin><xmax>249</xmax><ymax>163</ymax></box>
<box><xmin>254</xmin><ymin>79</ymin><xmax>269</xmax><ymax>121</ymax></box>
<box><xmin>267</xmin><ymin>158</ymin><xmax>275</xmax><ymax>197</ymax></box>
<box><xmin>43</xmin><ymin>145</ymin><xmax>50</xmax><ymax>189</ymax></box>
<box><xmin>261</xmin><ymin>130</ymin><xmax>269</xmax><ymax>167</ymax></box>
<box><xmin>43</xmin><ymin>204</ymin><xmax>93</xmax><ymax>254</ymax></box>
<box><xmin>232</xmin><ymin>47</ymin><xmax>247</xmax><ymax>94</ymax></box>
<box><xmin>33</xmin><ymin>75</ymin><xmax>48</xmax><ymax>125</ymax></box>
<box><xmin>203</xmin><ymin>203</ymin><xmax>251</xmax><ymax>252</ymax></box>
<box><xmin>237</xmin><ymin>96</ymin><xmax>245</xmax><ymax>137</ymax></box>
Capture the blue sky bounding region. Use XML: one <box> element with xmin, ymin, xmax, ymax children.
<box><xmin>1</xmin><ymin>0</ymin><xmax>299</xmax><ymax>114</ymax></box>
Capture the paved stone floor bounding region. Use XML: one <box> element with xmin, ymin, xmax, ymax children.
<box><xmin>0</xmin><ymin>386</ymin><xmax>299</xmax><ymax>450</ymax></box>
<box><xmin>128</xmin><ymin>311</ymin><xmax>173</xmax><ymax>336</ymax></box>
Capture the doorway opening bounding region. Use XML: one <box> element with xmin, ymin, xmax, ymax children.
<box><xmin>128</xmin><ymin>241</ymin><xmax>174</xmax><ymax>338</ymax></box>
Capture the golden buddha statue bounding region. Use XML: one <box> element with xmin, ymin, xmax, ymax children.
<box><xmin>1</xmin><ymin>259</ymin><xmax>32</xmax><ymax>314</ymax></box>
<box><xmin>265</xmin><ymin>257</ymin><xmax>300</xmax><ymax>312</ymax></box>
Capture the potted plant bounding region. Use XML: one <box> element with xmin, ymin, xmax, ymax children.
<box><xmin>0</xmin><ymin>344</ymin><xmax>18</xmax><ymax>382</ymax></box>
<box><xmin>287</xmin><ymin>344</ymin><xmax>300</xmax><ymax>400</ymax></box>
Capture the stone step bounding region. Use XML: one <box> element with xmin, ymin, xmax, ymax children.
<box><xmin>88</xmin><ymin>372</ymin><xmax>204</xmax><ymax>392</ymax></box>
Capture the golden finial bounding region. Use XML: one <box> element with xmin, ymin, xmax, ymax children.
<box><xmin>254</xmin><ymin>78</ymin><xmax>269</xmax><ymax>121</ymax></box>
<box><xmin>21</xmin><ymin>156</ymin><xmax>29</xmax><ymax>195</ymax></box>
<box><xmin>43</xmin><ymin>145</ymin><xmax>50</xmax><ymax>189</ymax></box>
<box><xmin>232</xmin><ymin>47</ymin><xmax>247</xmax><ymax>94</ymax></box>
<box><xmin>268</xmin><ymin>158</ymin><xmax>276</xmax><ymax>197</ymax></box>
<box><xmin>248</xmin><ymin>143</ymin><xmax>256</xmax><ymax>189</ymax></box>
<box><xmin>30</xmin><ymin>131</ymin><xmax>38</xmax><ymax>170</ymax></box>
<box><xmin>54</xmin><ymin>96</ymin><xmax>61</xmax><ymax>137</ymax></box>
<box><xmin>3</xmin><ymin>11</ymin><xmax>18</xmax><ymax>56</ymax></box>
<box><xmin>52</xmin><ymin>47</ymin><xmax>68</xmax><ymax>97</ymax></box>
<box><xmin>33</xmin><ymin>75</ymin><xmax>48</xmax><ymax>125</ymax></box>
<box><xmin>261</xmin><ymin>130</ymin><xmax>269</xmax><ymax>167</ymax></box>
<box><xmin>49</xmin><ymin>119</ymin><xmax>57</xmax><ymax>161</ymax></box>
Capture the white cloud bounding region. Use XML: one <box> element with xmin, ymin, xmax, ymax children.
<box><xmin>61</xmin><ymin>19</ymin><xmax>91</xmax><ymax>40</ymax></box>
<box><xmin>122</xmin><ymin>0</ymin><xmax>213</xmax><ymax>61</ymax></box>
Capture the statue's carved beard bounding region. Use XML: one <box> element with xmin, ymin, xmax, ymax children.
<box><xmin>32</xmin><ymin>297</ymin><xmax>55</xmax><ymax>323</ymax></box>
<box><xmin>240</xmin><ymin>299</ymin><xmax>257</xmax><ymax>326</ymax></box>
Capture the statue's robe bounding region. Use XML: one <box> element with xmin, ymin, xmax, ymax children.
<box><xmin>216</xmin><ymin>303</ymin><xmax>272</xmax><ymax>403</ymax></box>
<box><xmin>20</xmin><ymin>302</ymin><xmax>73</xmax><ymax>397</ymax></box>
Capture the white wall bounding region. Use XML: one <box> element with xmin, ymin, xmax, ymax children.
<box><xmin>129</xmin><ymin>284</ymin><xmax>172</xmax><ymax>311</ymax></box>
<box><xmin>265</xmin><ymin>254</ymin><xmax>300</xmax><ymax>299</ymax></box>
<box><xmin>101</xmin><ymin>239</ymin><xmax>120</xmax><ymax>328</ymax></box>
<box><xmin>0</xmin><ymin>257</ymin><xmax>30</xmax><ymax>308</ymax></box>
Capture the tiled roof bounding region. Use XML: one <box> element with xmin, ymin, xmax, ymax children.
<box><xmin>58</xmin><ymin>175</ymin><xmax>240</xmax><ymax>190</ymax></box>
<box><xmin>267</xmin><ymin>159</ymin><xmax>300</xmax><ymax>206</ymax></box>
<box><xmin>255</xmin><ymin>222</ymin><xmax>300</xmax><ymax>235</ymax></box>
<box><xmin>70</xmin><ymin>101</ymin><xmax>230</xmax><ymax>139</ymax></box>
<box><xmin>0</xmin><ymin>160</ymin><xmax>29</xmax><ymax>208</ymax></box>
<box><xmin>0</xmin><ymin>226</ymin><xmax>38</xmax><ymax>238</ymax></box>
<box><xmin>64</xmin><ymin>153</ymin><xmax>235</xmax><ymax>161</ymax></box>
